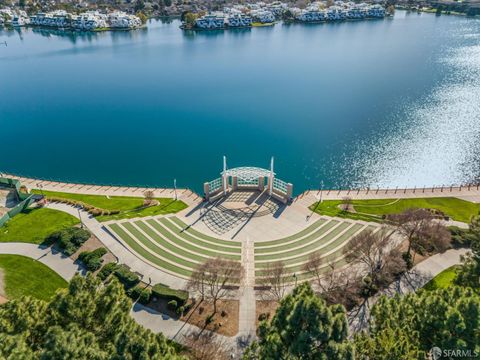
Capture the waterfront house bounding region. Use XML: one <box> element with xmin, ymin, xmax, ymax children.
<box><xmin>195</xmin><ymin>13</ymin><xmax>225</xmax><ymax>29</ymax></box>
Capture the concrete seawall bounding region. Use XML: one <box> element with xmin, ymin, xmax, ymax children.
<box><xmin>2</xmin><ymin>173</ymin><xmax>202</xmax><ymax>207</ymax></box>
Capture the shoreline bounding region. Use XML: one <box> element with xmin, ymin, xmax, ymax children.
<box><xmin>4</xmin><ymin>173</ymin><xmax>480</xmax><ymax>202</ymax></box>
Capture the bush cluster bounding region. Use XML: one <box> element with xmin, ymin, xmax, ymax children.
<box><xmin>46</xmin><ymin>197</ymin><xmax>121</xmax><ymax>217</ymax></box>
<box><xmin>151</xmin><ymin>283</ymin><xmax>189</xmax><ymax>306</ymax></box>
<box><xmin>97</xmin><ymin>262</ymin><xmax>118</xmax><ymax>281</ymax></box>
<box><xmin>127</xmin><ymin>285</ymin><xmax>152</xmax><ymax>305</ymax></box>
<box><xmin>46</xmin><ymin>227</ymin><xmax>91</xmax><ymax>255</ymax></box>
<box><xmin>114</xmin><ymin>264</ymin><xmax>140</xmax><ymax>289</ymax></box>
<box><xmin>79</xmin><ymin>247</ymin><xmax>107</xmax><ymax>271</ymax></box>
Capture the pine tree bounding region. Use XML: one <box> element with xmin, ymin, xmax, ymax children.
<box><xmin>244</xmin><ymin>282</ymin><xmax>354</xmax><ymax>360</ymax></box>
<box><xmin>355</xmin><ymin>287</ymin><xmax>480</xmax><ymax>359</ymax></box>
<box><xmin>0</xmin><ymin>275</ymin><xmax>184</xmax><ymax>359</ymax></box>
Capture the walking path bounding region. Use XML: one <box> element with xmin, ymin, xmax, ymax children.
<box><xmin>349</xmin><ymin>247</ymin><xmax>469</xmax><ymax>332</ymax></box>
<box><xmin>3</xmin><ymin>173</ymin><xmax>202</xmax><ymax>208</ymax></box>
<box><xmin>295</xmin><ymin>185</ymin><xmax>480</xmax><ymax>205</ymax></box>
<box><xmin>0</xmin><ymin>242</ymin><xmax>85</xmax><ymax>279</ymax></box>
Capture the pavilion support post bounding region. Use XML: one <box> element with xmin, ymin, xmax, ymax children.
<box><xmin>232</xmin><ymin>176</ymin><xmax>238</xmax><ymax>191</ymax></box>
<box><xmin>258</xmin><ymin>176</ymin><xmax>265</xmax><ymax>191</ymax></box>
<box><xmin>204</xmin><ymin>182</ymin><xmax>210</xmax><ymax>201</ymax></box>
<box><xmin>286</xmin><ymin>183</ymin><xmax>293</xmax><ymax>202</ymax></box>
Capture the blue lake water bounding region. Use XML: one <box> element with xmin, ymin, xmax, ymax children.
<box><xmin>1</xmin><ymin>11</ymin><xmax>480</xmax><ymax>193</ymax></box>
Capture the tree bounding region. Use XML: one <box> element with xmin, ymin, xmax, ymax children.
<box><xmin>455</xmin><ymin>216</ymin><xmax>480</xmax><ymax>288</ymax></box>
<box><xmin>355</xmin><ymin>286</ymin><xmax>480</xmax><ymax>358</ymax></box>
<box><xmin>187</xmin><ymin>257</ymin><xmax>243</xmax><ymax>314</ymax></box>
<box><xmin>244</xmin><ymin>282</ymin><xmax>353</xmax><ymax>360</ymax></box>
<box><xmin>345</xmin><ymin>229</ymin><xmax>406</xmax><ymax>296</ymax></box>
<box><xmin>340</xmin><ymin>196</ymin><xmax>353</xmax><ymax>212</ymax></box>
<box><xmin>134</xmin><ymin>0</ymin><xmax>145</xmax><ymax>12</ymax></box>
<box><xmin>0</xmin><ymin>275</ymin><xmax>184</xmax><ymax>359</ymax></box>
<box><xmin>244</xmin><ymin>282</ymin><xmax>354</xmax><ymax>360</ymax></box>
<box><xmin>182</xmin><ymin>330</ymin><xmax>229</xmax><ymax>360</ymax></box>
<box><xmin>388</xmin><ymin>209</ymin><xmax>433</xmax><ymax>259</ymax></box>
<box><xmin>303</xmin><ymin>253</ymin><xmax>362</xmax><ymax>309</ymax></box>
<box><xmin>183</xmin><ymin>12</ymin><xmax>197</xmax><ymax>28</ymax></box>
<box><xmin>143</xmin><ymin>190</ymin><xmax>155</xmax><ymax>206</ymax></box>
<box><xmin>261</xmin><ymin>261</ymin><xmax>289</xmax><ymax>301</ymax></box>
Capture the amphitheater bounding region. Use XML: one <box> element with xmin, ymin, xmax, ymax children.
<box><xmin>105</xmin><ymin>185</ymin><xmax>379</xmax><ymax>285</ymax></box>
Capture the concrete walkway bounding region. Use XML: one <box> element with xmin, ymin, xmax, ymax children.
<box><xmin>0</xmin><ymin>242</ymin><xmax>86</xmax><ymax>280</ymax></box>
<box><xmin>4</xmin><ymin>173</ymin><xmax>202</xmax><ymax>208</ymax></box>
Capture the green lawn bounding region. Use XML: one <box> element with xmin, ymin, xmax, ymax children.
<box><xmin>310</xmin><ymin>197</ymin><xmax>480</xmax><ymax>223</ymax></box>
<box><xmin>423</xmin><ymin>265</ymin><xmax>459</xmax><ymax>290</ymax></box>
<box><xmin>0</xmin><ymin>208</ymin><xmax>79</xmax><ymax>244</ymax></box>
<box><xmin>0</xmin><ymin>254</ymin><xmax>67</xmax><ymax>301</ymax></box>
<box><xmin>32</xmin><ymin>190</ymin><xmax>188</xmax><ymax>222</ymax></box>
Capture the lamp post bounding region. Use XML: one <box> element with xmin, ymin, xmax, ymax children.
<box><xmin>78</xmin><ymin>205</ymin><xmax>84</xmax><ymax>229</ymax></box>
<box><xmin>293</xmin><ymin>273</ymin><xmax>297</xmax><ymax>287</ymax></box>
<box><xmin>174</xmin><ymin>178</ymin><xmax>177</xmax><ymax>200</ymax></box>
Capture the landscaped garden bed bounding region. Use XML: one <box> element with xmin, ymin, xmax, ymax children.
<box><xmin>33</xmin><ymin>190</ymin><xmax>188</xmax><ymax>221</ymax></box>
<box><xmin>310</xmin><ymin>197</ymin><xmax>480</xmax><ymax>223</ymax></box>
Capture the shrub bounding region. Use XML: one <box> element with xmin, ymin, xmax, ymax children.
<box><xmin>167</xmin><ymin>300</ymin><xmax>177</xmax><ymax>311</ymax></box>
<box><xmin>114</xmin><ymin>264</ymin><xmax>140</xmax><ymax>289</ymax></box>
<box><xmin>46</xmin><ymin>227</ymin><xmax>91</xmax><ymax>256</ymax></box>
<box><xmin>402</xmin><ymin>251</ymin><xmax>413</xmax><ymax>270</ymax></box>
<box><xmin>258</xmin><ymin>312</ymin><xmax>270</xmax><ymax>322</ymax></box>
<box><xmin>151</xmin><ymin>283</ymin><xmax>188</xmax><ymax>305</ymax></box>
<box><xmin>97</xmin><ymin>262</ymin><xmax>118</xmax><ymax>281</ymax></box>
<box><xmin>205</xmin><ymin>314</ymin><xmax>214</xmax><ymax>325</ymax></box>
<box><xmin>449</xmin><ymin>226</ymin><xmax>473</xmax><ymax>248</ymax></box>
<box><xmin>127</xmin><ymin>285</ymin><xmax>151</xmax><ymax>305</ymax></box>
<box><xmin>79</xmin><ymin>247</ymin><xmax>107</xmax><ymax>271</ymax></box>
<box><xmin>176</xmin><ymin>305</ymin><xmax>185</xmax><ymax>315</ymax></box>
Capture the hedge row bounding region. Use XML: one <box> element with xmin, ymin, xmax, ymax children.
<box><xmin>79</xmin><ymin>247</ymin><xmax>107</xmax><ymax>271</ymax></box>
<box><xmin>152</xmin><ymin>283</ymin><xmax>189</xmax><ymax>306</ymax></box>
<box><xmin>46</xmin><ymin>227</ymin><xmax>91</xmax><ymax>256</ymax></box>
<box><xmin>96</xmin><ymin>263</ymin><xmax>189</xmax><ymax>308</ymax></box>
<box><xmin>46</xmin><ymin>197</ymin><xmax>121</xmax><ymax>217</ymax></box>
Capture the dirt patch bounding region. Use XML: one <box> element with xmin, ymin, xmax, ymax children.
<box><xmin>70</xmin><ymin>234</ymin><xmax>117</xmax><ymax>274</ymax></box>
<box><xmin>396</xmin><ymin>240</ymin><xmax>428</xmax><ymax>266</ymax></box>
<box><xmin>147</xmin><ymin>298</ymin><xmax>239</xmax><ymax>337</ymax></box>
<box><xmin>256</xmin><ymin>300</ymin><xmax>279</xmax><ymax>328</ymax></box>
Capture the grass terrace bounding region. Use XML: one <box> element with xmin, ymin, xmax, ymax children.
<box><xmin>254</xmin><ymin>218</ymin><xmax>379</xmax><ymax>284</ymax></box>
<box><xmin>0</xmin><ymin>254</ymin><xmax>67</xmax><ymax>301</ymax></box>
<box><xmin>107</xmin><ymin>216</ymin><xmax>242</xmax><ymax>279</ymax></box>
<box><xmin>310</xmin><ymin>197</ymin><xmax>480</xmax><ymax>223</ymax></box>
<box><xmin>33</xmin><ymin>190</ymin><xmax>188</xmax><ymax>222</ymax></box>
<box><xmin>0</xmin><ymin>208</ymin><xmax>79</xmax><ymax>244</ymax></box>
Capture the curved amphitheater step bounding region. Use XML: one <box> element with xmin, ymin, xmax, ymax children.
<box><xmin>107</xmin><ymin>215</ymin><xmax>380</xmax><ymax>285</ymax></box>
<box><xmin>107</xmin><ymin>216</ymin><xmax>242</xmax><ymax>279</ymax></box>
<box><xmin>254</xmin><ymin>218</ymin><xmax>381</xmax><ymax>284</ymax></box>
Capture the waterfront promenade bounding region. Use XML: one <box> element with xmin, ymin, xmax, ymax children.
<box><xmin>7</xmin><ymin>173</ymin><xmax>480</xmax><ymax>204</ymax></box>
<box><xmin>3</xmin><ymin>174</ymin><xmax>201</xmax><ymax>207</ymax></box>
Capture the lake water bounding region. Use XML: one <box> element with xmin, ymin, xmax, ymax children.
<box><xmin>1</xmin><ymin>11</ymin><xmax>480</xmax><ymax>193</ymax></box>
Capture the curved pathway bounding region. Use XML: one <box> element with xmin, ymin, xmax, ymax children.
<box><xmin>349</xmin><ymin>247</ymin><xmax>470</xmax><ymax>332</ymax></box>
<box><xmin>0</xmin><ymin>242</ymin><xmax>85</xmax><ymax>279</ymax></box>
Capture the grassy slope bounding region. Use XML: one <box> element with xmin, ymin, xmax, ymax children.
<box><xmin>0</xmin><ymin>208</ymin><xmax>79</xmax><ymax>244</ymax></box>
<box><xmin>32</xmin><ymin>190</ymin><xmax>188</xmax><ymax>222</ymax></box>
<box><xmin>423</xmin><ymin>265</ymin><xmax>459</xmax><ymax>290</ymax></box>
<box><xmin>311</xmin><ymin>197</ymin><xmax>480</xmax><ymax>223</ymax></box>
<box><xmin>0</xmin><ymin>254</ymin><xmax>67</xmax><ymax>301</ymax></box>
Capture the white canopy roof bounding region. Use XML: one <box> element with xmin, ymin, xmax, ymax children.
<box><xmin>222</xmin><ymin>167</ymin><xmax>273</xmax><ymax>181</ymax></box>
